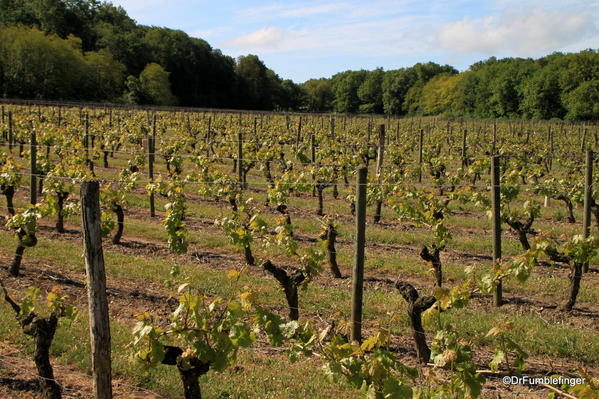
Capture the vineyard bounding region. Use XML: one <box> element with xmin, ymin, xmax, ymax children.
<box><xmin>0</xmin><ymin>102</ymin><xmax>597</xmax><ymax>399</ymax></box>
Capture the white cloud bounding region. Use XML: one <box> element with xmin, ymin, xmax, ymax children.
<box><xmin>236</xmin><ymin>2</ymin><xmax>347</xmax><ymax>20</ymax></box>
<box><xmin>278</xmin><ymin>3</ymin><xmax>347</xmax><ymax>17</ymax></box>
<box><xmin>191</xmin><ymin>26</ymin><xmax>231</xmax><ymax>40</ymax></box>
<box><xmin>228</xmin><ymin>27</ymin><xmax>290</xmax><ymax>50</ymax></box>
<box><xmin>438</xmin><ymin>8</ymin><xmax>598</xmax><ymax>56</ymax></box>
<box><xmin>224</xmin><ymin>16</ymin><xmax>429</xmax><ymax>57</ymax></box>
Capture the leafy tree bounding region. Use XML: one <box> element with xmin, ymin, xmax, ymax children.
<box><xmin>564</xmin><ymin>79</ymin><xmax>599</xmax><ymax>120</ymax></box>
<box><xmin>236</xmin><ymin>54</ymin><xmax>275</xmax><ymax>109</ymax></box>
<box><xmin>0</xmin><ymin>25</ymin><xmax>125</xmax><ymax>100</ymax></box>
<box><xmin>301</xmin><ymin>79</ymin><xmax>333</xmax><ymax>111</ymax></box>
<box><xmin>139</xmin><ymin>62</ymin><xmax>177</xmax><ymax>105</ymax></box>
<box><xmin>419</xmin><ymin>73</ymin><xmax>464</xmax><ymax>115</ymax></box>
<box><xmin>382</xmin><ymin>68</ymin><xmax>416</xmax><ymax>115</ymax></box>
<box><xmin>331</xmin><ymin>70</ymin><xmax>367</xmax><ymax>113</ymax></box>
<box><xmin>276</xmin><ymin>79</ymin><xmax>305</xmax><ymax>110</ymax></box>
<box><xmin>521</xmin><ymin>65</ymin><xmax>565</xmax><ymax>119</ymax></box>
<box><xmin>357</xmin><ymin>68</ymin><xmax>384</xmax><ymax>113</ymax></box>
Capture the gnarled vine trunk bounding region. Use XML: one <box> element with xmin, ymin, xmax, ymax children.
<box><xmin>319</xmin><ymin>223</ymin><xmax>341</xmax><ymax>278</ymax></box>
<box><xmin>555</xmin><ymin>195</ymin><xmax>575</xmax><ymax>223</ymax></box>
<box><xmin>316</xmin><ymin>185</ymin><xmax>325</xmax><ymax>216</ymax></box>
<box><xmin>545</xmin><ymin>248</ymin><xmax>583</xmax><ymax>312</ymax></box>
<box><xmin>395</xmin><ymin>281</ymin><xmax>436</xmax><ymax>364</ymax></box>
<box><xmin>55</xmin><ymin>192</ymin><xmax>69</xmax><ymax>233</ymax></box>
<box><xmin>505</xmin><ymin>216</ymin><xmax>535</xmax><ymax>251</ymax></box>
<box><xmin>243</xmin><ymin>242</ymin><xmax>255</xmax><ymax>266</ymax></box>
<box><xmin>2</xmin><ymin>285</ymin><xmax>61</xmax><ymax>399</ymax></box>
<box><xmin>563</xmin><ymin>262</ymin><xmax>583</xmax><ymax>312</ymax></box>
<box><xmin>276</xmin><ymin>204</ymin><xmax>293</xmax><ymax>238</ymax></box>
<box><xmin>420</xmin><ymin>246</ymin><xmax>443</xmax><ymax>287</ymax></box>
<box><xmin>111</xmin><ymin>202</ymin><xmax>124</xmax><ymax>245</ymax></box>
<box><xmin>262</xmin><ymin>260</ymin><xmax>306</xmax><ymax>320</ymax></box>
<box><xmin>263</xmin><ymin>160</ymin><xmax>275</xmax><ymax>189</ymax></box>
<box><xmin>1</xmin><ymin>184</ymin><xmax>16</xmax><ymax>216</ymax></box>
<box><xmin>9</xmin><ymin>229</ymin><xmax>37</xmax><ymax>277</ymax></box>
<box><xmin>162</xmin><ymin>346</ymin><xmax>210</xmax><ymax>399</ymax></box>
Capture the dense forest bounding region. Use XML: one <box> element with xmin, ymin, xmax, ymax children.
<box><xmin>0</xmin><ymin>0</ymin><xmax>597</xmax><ymax>119</ymax></box>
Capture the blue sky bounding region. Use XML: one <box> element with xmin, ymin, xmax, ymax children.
<box><xmin>108</xmin><ymin>0</ymin><xmax>598</xmax><ymax>83</ymax></box>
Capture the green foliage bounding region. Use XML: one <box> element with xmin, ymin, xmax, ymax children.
<box><xmin>357</xmin><ymin>68</ymin><xmax>384</xmax><ymax>114</ymax></box>
<box><xmin>147</xmin><ymin>179</ymin><xmax>189</xmax><ymax>254</ymax></box>
<box><xmin>485</xmin><ymin>319</ymin><xmax>528</xmax><ymax>374</ymax></box>
<box><xmin>0</xmin><ymin>25</ymin><xmax>125</xmax><ymax>101</ymax></box>
<box><xmin>6</xmin><ymin>204</ymin><xmax>46</xmax><ymax>244</ymax></box>
<box><xmin>331</xmin><ymin>70</ymin><xmax>368</xmax><ymax>113</ymax></box>
<box><xmin>537</xmin><ymin>235</ymin><xmax>599</xmax><ymax>265</ymax></box>
<box><xmin>236</xmin><ymin>54</ymin><xmax>287</xmax><ymax>110</ymax></box>
<box><xmin>136</xmin><ymin>63</ymin><xmax>178</xmax><ymax>106</ymax></box>
<box><xmin>215</xmin><ymin>196</ymin><xmax>267</xmax><ymax>256</ymax></box>
<box><xmin>389</xmin><ymin>189</ymin><xmax>452</xmax><ymax>250</ymax></box>
<box><xmin>132</xmin><ymin>277</ymin><xmax>311</xmax><ymax>373</ymax></box>
<box><xmin>132</xmin><ymin>286</ymin><xmax>258</xmax><ymax>371</ymax></box>
<box><xmin>480</xmin><ymin>249</ymin><xmax>539</xmax><ymax>294</ymax></box>
<box><xmin>100</xmin><ymin>211</ymin><xmax>115</xmax><ymax>238</ymax></box>
<box><xmin>43</xmin><ymin>159</ymin><xmax>89</xmax><ymax>218</ymax></box>
<box><xmin>17</xmin><ymin>285</ymin><xmax>78</xmax><ymax>320</ymax></box>
<box><xmin>419</xmin><ymin>73</ymin><xmax>464</xmax><ymax>115</ymax></box>
<box><xmin>320</xmin><ymin>330</ymin><xmax>417</xmax><ymax>399</ymax></box>
<box><xmin>301</xmin><ymin>79</ymin><xmax>334</xmax><ymax>112</ymax></box>
<box><xmin>564</xmin><ymin>79</ymin><xmax>599</xmax><ymax>120</ymax></box>
<box><xmin>0</xmin><ymin>152</ymin><xmax>22</xmax><ymax>188</ymax></box>
<box><xmin>429</xmin><ymin>328</ymin><xmax>485</xmax><ymax>399</ymax></box>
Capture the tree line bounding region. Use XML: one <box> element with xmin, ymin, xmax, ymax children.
<box><xmin>308</xmin><ymin>52</ymin><xmax>598</xmax><ymax>120</ymax></box>
<box><xmin>0</xmin><ymin>0</ymin><xmax>597</xmax><ymax>120</ymax></box>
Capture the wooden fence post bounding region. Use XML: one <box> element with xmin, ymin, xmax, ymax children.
<box><xmin>30</xmin><ymin>127</ymin><xmax>37</xmax><ymax>205</ymax></box>
<box><xmin>492</xmin><ymin>122</ymin><xmax>497</xmax><ymax>155</ymax></box>
<box><xmin>8</xmin><ymin>111</ymin><xmax>13</xmax><ymax>151</ymax></box>
<box><xmin>85</xmin><ymin>113</ymin><xmax>94</xmax><ymax>173</ymax></box>
<box><xmin>81</xmin><ymin>181</ymin><xmax>113</xmax><ymax>399</ymax></box>
<box><xmin>418</xmin><ymin>128</ymin><xmax>424</xmax><ymax>183</ymax></box>
<box><xmin>296</xmin><ymin>116</ymin><xmax>302</xmax><ymax>147</ymax></box>
<box><xmin>582</xmin><ymin>150</ymin><xmax>594</xmax><ymax>273</ymax></box>
<box><xmin>461</xmin><ymin>128</ymin><xmax>468</xmax><ymax>170</ymax></box>
<box><xmin>547</xmin><ymin>125</ymin><xmax>553</xmax><ymax>171</ymax></box>
<box><xmin>330</xmin><ymin>116</ymin><xmax>335</xmax><ymax>140</ymax></box>
<box><xmin>351</xmin><ymin>166</ymin><xmax>368</xmax><ymax>343</ymax></box>
<box><xmin>149</xmin><ymin>115</ymin><xmax>156</xmax><ymax>217</ymax></box>
<box><xmin>491</xmin><ymin>155</ymin><xmax>502</xmax><ymax>306</ymax></box>
<box><xmin>311</xmin><ymin>134</ymin><xmax>316</xmax><ymax>197</ymax></box>
<box><xmin>238</xmin><ymin>132</ymin><xmax>243</xmax><ymax>187</ymax></box>
<box><xmin>373</xmin><ymin>125</ymin><xmax>385</xmax><ymax>224</ymax></box>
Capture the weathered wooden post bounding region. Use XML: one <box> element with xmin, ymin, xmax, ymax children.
<box><xmin>491</xmin><ymin>156</ymin><xmax>502</xmax><ymax>306</ymax></box>
<box><xmin>296</xmin><ymin>116</ymin><xmax>302</xmax><ymax>147</ymax></box>
<box><xmin>149</xmin><ymin>115</ymin><xmax>156</xmax><ymax>217</ymax></box>
<box><xmin>330</xmin><ymin>116</ymin><xmax>335</xmax><ymax>140</ymax></box>
<box><xmin>30</xmin><ymin>127</ymin><xmax>37</xmax><ymax>205</ymax></box>
<box><xmin>418</xmin><ymin>128</ymin><xmax>424</xmax><ymax>183</ymax></box>
<box><xmin>238</xmin><ymin>132</ymin><xmax>243</xmax><ymax>187</ymax></box>
<box><xmin>582</xmin><ymin>151</ymin><xmax>594</xmax><ymax>273</ymax></box>
<box><xmin>8</xmin><ymin>111</ymin><xmax>13</xmax><ymax>151</ymax></box>
<box><xmin>81</xmin><ymin>181</ymin><xmax>113</xmax><ymax>399</ymax></box>
<box><xmin>373</xmin><ymin>124</ymin><xmax>385</xmax><ymax>224</ymax></box>
<box><xmin>461</xmin><ymin>128</ymin><xmax>468</xmax><ymax>170</ymax></box>
<box><xmin>351</xmin><ymin>166</ymin><xmax>368</xmax><ymax>343</ymax></box>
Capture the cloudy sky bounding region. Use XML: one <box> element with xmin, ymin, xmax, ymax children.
<box><xmin>108</xmin><ymin>0</ymin><xmax>598</xmax><ymax>82</ymax></box>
